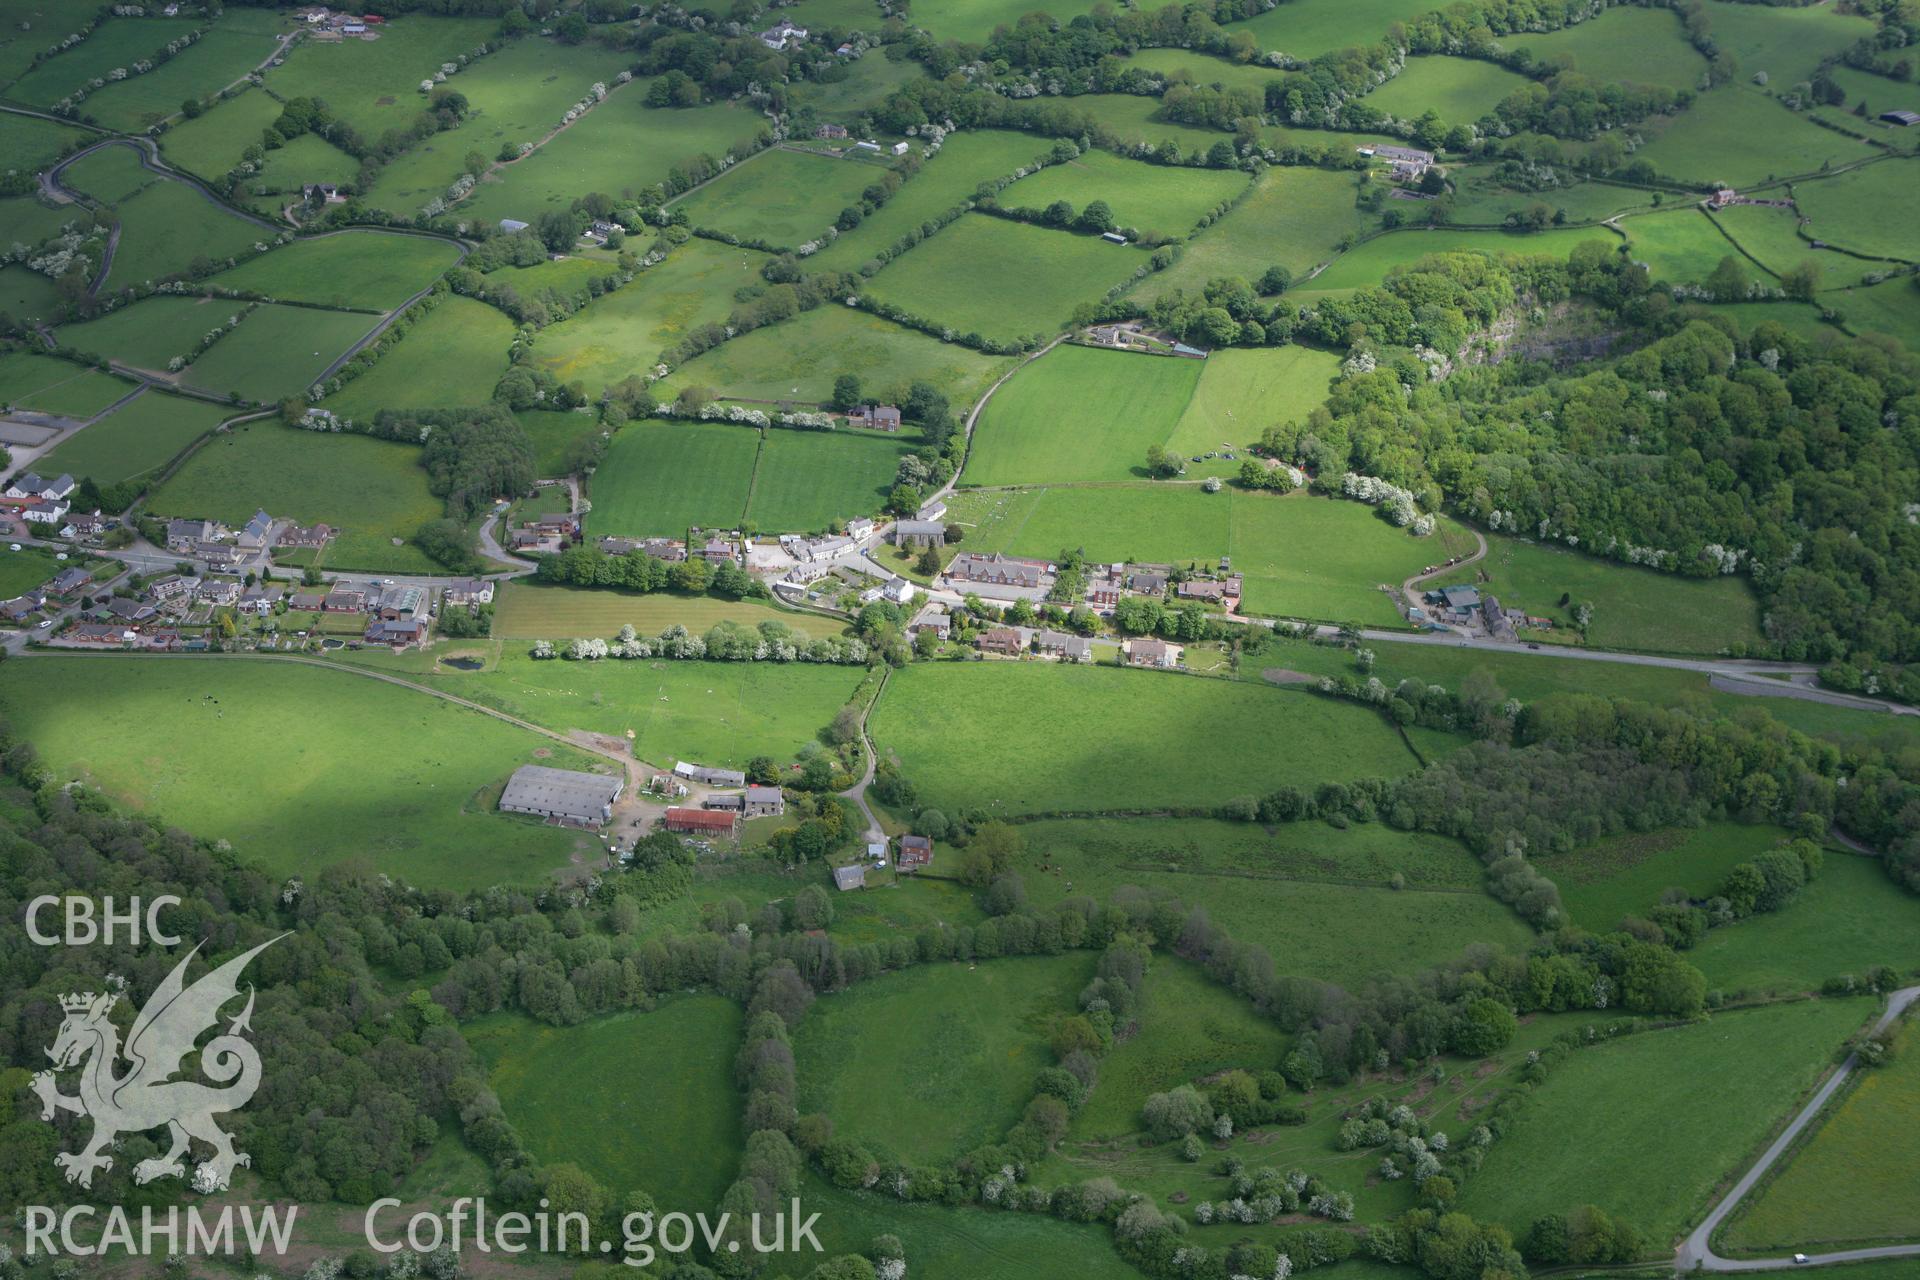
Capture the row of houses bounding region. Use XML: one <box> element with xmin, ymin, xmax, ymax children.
<box><xmin>976</xmin><ymin>624</ymin><xmax>1093</xmax><ymax>663</ymax></box>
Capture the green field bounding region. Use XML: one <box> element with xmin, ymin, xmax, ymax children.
<box><xmin>0</xmin><ymin>111</ymin><xmax>85</xmax><ymax>172</ymax></box>
<box><xmin>1144</xmin><ymin>166</ymin><xmax>1372</xmax><ymax>302</ymax></box>
<box><xmin>0</xmin><ymin>349</ymin><xmax>134</xmax><ymax>417</ymax></box>
<box><xmin>1120</xmin><ymin>48</ymin><xmax>1286</xmax><ymax>98</ymax></box>
<box><xmin>996</xmin><ymin>149</ymin><xmax>1249</xmax><ymax>239</ymax></box>
<box><xmin>672</xmin><ymin>147</ymin><xmax>883</xmax><ymax>249</ymax></box>
<box><xmin>1071</xmin><ymin>957</ymin><xmax>1289</xmax><ymax>1137</ymax></box>
<box><xmin>56</xmin><ymin>294</ymin><xmax>245</xmax><ymax>372</ymax></box>
<box><xmin>807</xmin><ymin>130</ymin><xmax>1056</xmax><ymax>271</ymax></box>
<box><xmin>1728</xmin><ymin>1016</ymin><xmax>1920</xmax><ymax>1251</ymax></box>
<box><xmin>1689</xmin><ymin>856</ymin><xmax>1920</xmax><ymax>997</ymax></box>
<box><xmin>795</xmin><ymin>954</ymin><xmax>1094</xmax><ymax>1164</ymax></box>
<box><xmin>182</xmin><ymin>303</ymin><xmax>378</xmax><ymax>403</ymax></box>
<box><xmin>468</xmin><ymin>998</ymin><xmax>743</xmax><ymax>1215</ymax></box>
<box><xmin>239</xmin><ymin>132</ymin><xmax>362</xmax><ymax>211</ymax></box>
<box><xmin>4</xmin><ymin>16</ymin><xmax>176</xmax><ymax>109</ymax></box>
<box><xmin>1622</xmin><ymin>208</ymin><xmax>1748</xmax><ymax>287</ymax></box>
<box><xmin>492</xmin><ymin>581</ymin><xmax>845</xmax><ymax>640</ymax></box>
<box><xmin>967</xmin><ymin>344</ymin><xmax>1204</xmax><ymax>485</ymax></box>
<box><xmin>103</xmin><ymin>177</ymin><xmax>267</xmax><ymax>291</ymax></box>
<box><xmin>0</xmin><ymin>657</ymin><xmax>598</xmax><ymax>888</ymax></box>
<box><xmin>459</xmin><ymin>85</ymin><xmax>763</xmax><ymax>225</ymax></box>
<box><xmin>323</xmin><ymin>296</ymin><xmax>512</xmax><ymax>420</ymax></box>
<box><xmin>37</xmin><ymin>388</ymin><xmax>228</xmax><ymax>487</ymax></box>
<box><xmin>589</xmin><ymin>419</ymin><xmax>761</xmax><ymax>537</ymax></box>
<box><xmin>208</xmin><ymin>231</ymin><xmax>463</xmax><ymax>309</ymax></box>
<box><xmin>62</xmin><ymin>143</ymin><xmax>153</xmax><ymax>204</ymax></box>
<box><xmin>80</xmin><ymin>25</ymin><xmax>282</xmax><ymax>132</ymax></box>
<box><xmin>1008</xmin><ymin>816</ymin><xmax>1531</xmax><ymax>984</ymax></box>
<box><xmin>357</xmin><ymin>36</ymin><xmax>637</xmax><ymax>216</ymax></box>
<box><xmin>534</xmin><ymin>238</ymin><xmax>767</xmax><ymax>393</ymax></box>
<box><xmin>263</xmin><ymin>15</ymin><xmax>497</xmax><ymax>139</ymax></box>
<box><xmin>1307</xmin><ymin>225</ymin><xmax>1618</xmax><ymax>292</ymax></box>
<box><xmin>1230</xmin><ymin>0</ymin><xmax>1442</xmax><ymax>59</ymax></box>
<box><xmin>1792</xmin><ymin>159</ymin><xmax>1920</xmax><ymax>263</ymax></box>
<box><xmin>1495</xmin><ymin>7</ymin><xmax>1705</xmax><ymax>89</ymax></box>
<box><xmin>1072</xmin><ymin>94</ymin><xmax>1244</xmax><ymax>154</ymax></box>
<box><xmin>1165</xmin><ymin>344</ymin><xmax>1342</xmax><ymax>460</ymax></box>
<box><xmin>908</xmin><ymin>0</ymin><xmax>1096</xmax><ymax>42</ymax></box>
<box><xmin>0</xmin><ymin>264</ymin><xmax>64</xmax><ymax>325</ymax></box>
<box><xmin>156</xmin><ymin>87</ymin><xmax>284</xmax><ymax>180</ymax></box>
<box><xmin>655</xmin><ymin>303</ymin><xmax>1014</xmax><ymax>411</ymax></box>
<box><xmin>0</xmin><ymin>546</ymin><xmax>71</xmax><ymax>600</ymax></box>
<box><xmin>1634</xmin><ymin>87</ymin><xmax>1878</xmax><ymax>187</ymax></box>
<box><xmin>1712</xmin><ymin>201</ymin><xmax>1822</xmax><ymax>278</ymax></box>
<box><xmin>1700</xmin><ymin>0</ymin><xmax>1874</xmax><ymax>88</ymax></box>
<box><xmin>148</xmin><ymin>419</ymin><xmax>445</xmax><ymax>572</ymax></box>
<box><xmin>1539</xmin><ymin>821</ymin><xmax>1795</xmax><ymax>930</ymax></box>
<box><xmin>1367</xmin><ymin>57</ymin><xmax>1532</xmax><ymax>126</ymax></box>
<box><xmin>748</xmin><ymin>426</ymin><xmax>918</xmax><ymax>532</ymax></box>
<box><xmin>1829</xmin><ymin>276</ymin><xmax>1920</xmax><ymax>351</ymax></box>
<box><xmin>863</xmin><ymin>214</ymin><xmax>1150</xmax><ymax>345</ymax></box>
<box><xmin>1432</xmin><ymin>534</ymin><xmax>1766</xmax><ymax>654</ymax></box>
<box><xmin>416</xmin><ymin>651</ymin><xmax>865</xmax><ymax>769</ymax></box>
<box><xmin>514</xmin><ymin>407</ymin><xmax>603</xmax><ymax>477</ymax></box>
<box><xmin>1457</xmin><ymin>996</ymin><xmax>1874</xmax><ymax>1243</ymax></box>
<box><xmin>871</xmin><ymin>661</ymin><xmax>1417</xmax><ymax>817</ymax></box>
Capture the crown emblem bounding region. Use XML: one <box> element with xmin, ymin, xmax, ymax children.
<box><xmin>60</xmin><ymin>993</ymin><xmax>98</xmax><ymax>1013</ymax></box>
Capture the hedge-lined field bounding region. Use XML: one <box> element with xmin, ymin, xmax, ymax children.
<box><xmin>590</xmin><ymin>419</ymin><xmax>760</xmax><ymax>537</ymax></box>
<box><xmin>323</xmin><ymin>296</ymin><xmax>513</xmax><ymax>419</ymax></box>
<box><xmin>967</xmin><ymin>344</ymin><xmax>1204</xmax><ymax>485</ymax></box>
<box><xmin>209</xmin><ymin>231</ymin><xmax>462</xmax><ymax>310</ymax></box>
<box><xmin>38</xmin><ymin>388</ymin><xmax>228</xmax><ymax>487</ymax></box>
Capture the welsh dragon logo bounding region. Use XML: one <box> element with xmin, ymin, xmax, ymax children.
<box><xmin>32</xmin><ymin>937</ymin><xmax>282</xmax><ymax>1193</ymax></box>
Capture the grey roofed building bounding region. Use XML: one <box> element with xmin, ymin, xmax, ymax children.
<box><xmin>745</xmin><ymin>785</ymin><xmax>785</xmax><ymax>816</ymax></box>
<box><xmin>672</xmin><ymin>760</ymin><xmax>748</xmax><ymax>787</ymax></box>
<box><xmin>500</xmin><ymin>218</ymin><xmax>530</xmax><ymax>233</ymax></box>
<box><xmin>1439</xmin><ymin>585</ymin><xmax>1481</xmax><ymax>610</ymax></box>
<box><xmin>237</xmin><ymin>509</ymin><xmax>274</xmax><ymax>549</ymax></box>
<box><xmin>704</xmin><ymin>791</ymin><xmax>747</xmax><ymax>811</ymax></box>
<box><xmin>1880</xmin><ymin>108</ymin><xmax>1920</xmax><ymax>126</ymax></box>
<box><xmin>890</xmin><ymin>519</ymin><xmax>946</xmax><ymax>547</ymax></box>
<box><xmin>499</xmin><ymin>764</ymin><xmax>624</xmax><ymax>826</ymax></box>
<box><xmin>833</xmin><ymin>864</ymin><xmax>867</xmax><ymax>891</ymax></box>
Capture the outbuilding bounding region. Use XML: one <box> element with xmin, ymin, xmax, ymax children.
<box><xmin>499</xmin><ymin>764</ymin><xmax>624</xmax><ymax>826</ymax></box>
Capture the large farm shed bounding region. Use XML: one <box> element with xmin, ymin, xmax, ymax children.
<box><xmin>499</xmin><ymin>764</ymin><xmax>624</xmax><ymax>826</ymax></box>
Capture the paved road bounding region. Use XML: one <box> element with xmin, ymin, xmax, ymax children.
<box><xmin>1676</xmin><ymin>986</ymin><xmax>1920</xmax><ymax>1272</ymax></box>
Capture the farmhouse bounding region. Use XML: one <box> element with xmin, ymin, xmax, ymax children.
<box><xmin>745</xmin><ymin>785</ymin><xmax>785</xmax><ymax>817</ymax></box>
<box><xmin>1034</xmin><ymin>629</ymin><xmax>1091</xmax><ymax>662</ymax></box>
<box><xmin>890</xmin><ymin>520</ymin><xmax>946</xmax><ymax>549</ymax></box>
<box><xmin>673</xmin><ymin>760</ymin><xmax>749</xmax><ymax>787</ymax></box>
<box><xmin>1125</xmin><ymin>637</ymin><xmax>1182</xmax><ymax>668</ymax></box>
<box><xmin>759</xmin><ymin>17</ymin><xmax>806</xmax><ymax>48</ymax></box>
<box><xmin>1359</xmin><ymin>144</ymin><xmax>1434</xmax><ymax>178</ymax></box>
<box><xmin>815</xmin><ymin>123</ymin><xmax>849</xmax><ymax>139</ymax></box>
<box><xmin>500</xmin><ymin>764</ymin><xmax>624</xmax><ymax>827</ymax></box>
<box><xmin>897</xmin><ymin>834</ymin><xmax>934</xmax><ymax>871</ymax></box>
<box><xmin>833</xmin><ymin>864</ymin><xmax>866</xmax><ymax>891</ymax></box>
<box><xmin>845</xmin><ymin>404</ymin><xmax>901</xmax><ymax>431</ymax></box>
<box><xmin>665</xmin><ymin>807</ymin><xmax>739</xmax><ymax>836</ymax></box>
<box><xmin>303</xmin><ymin>183</ymin><xmax>347</xmax><ymax>205</ymax></box>
<box><xmin>277</xmin><ymin>522</ymin><xmax>333</xmax><ymax>550</ymax></box>
<box><xmin>4</xmin><ymin>472</ymin><xmax>75</xmax><ymax>502</ymax></box>
<box><xmin>948</xmin><ymin>551</ymin><xmax>1049</xmax><ymax>589</ymax></box>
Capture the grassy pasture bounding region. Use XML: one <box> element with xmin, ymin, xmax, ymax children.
<box><xmin>1144</xmin><ymin>167</ymin><xmax>1372</xmax><ymax>302</ymax></box>
<box><xmin>468</xmin><ymin>998</ymin><xmax>742</xmax><ymax>1215</ymax></box>
<box><xmin>1822</xmin><ymin>64</ymin><xmax>1920</xmax><ymax>119</ymax></box>
<box><xmin>1446</xmin><ymin>173</ymin><xmax>1656</xmax><ymax>228</ymax></box>
<box><xmin>37</xmin><ymin>388</ymin><xmax>228</xmax><ymax>487</ymax></box>
<box><xmin>0</xmin><ymin>545</ymin><xmax>68</xmax><ymax>599</ymax></box>
<box><xmin>0</xmin><ymin>0</ymin><xmax>80</xmax><ymax>88</ymax></box>
<box><xmin>1792</xmin><ymin>158</ymin><xmax>1920</xmax><ymax>263</ymax></box>
<box><xmin>148</xmin><ymin>420</ymin><xmax>444</xmax><ymax>572</ymax></box>
<box><xmin>513</xmin><ymin>407</ymin><xmax>602</xmax><ymax>477</ymax></box>
<box><xmin>3</xmin><ymin>16</ymin><xmax>175</xmax><ymax>108</ymax></box>
<box><xmin>966</xmin><ymin>344</ymin><xmax>1204</xmax><ymax>485</ymax></box>
<box><xmin>1700</xmin><ymin>0</ymin><xmax>1873</xmax><ymax>88</ymax></box>
<box><xmin>656</xmin><ymin>304</ymin><xmax>1013</xmax><ymax>411</ymax></box>
<box><xmin>1711</xmin><ymin>202</ymin><xmax>1822</xmax><ymax>278</ymax></box>
<box><xmin>589</xmin><ymin>419</ymin><xmax>760</xmax><ymax>537</ymax></box>
<box><xmin>870</xmin><ymin>661</ymin><xmax>1417</xmax><ymax>817</ymax></box>
<box><xmin>357</xmin><ymin>37</ymin><xmax>636</xmax><ymax>216</ymax></box>
<box><xmin>1121</xmin><ymin>47</ymin><xmax>1285</xmax><ymax>98</ymax></box>
<box><xmin>459</xmin><ymin>87</ymin><xmax>763</xmax><ymax>225</ymax></box>
<box><xmin>264</xmin><ymin>15</ymin><xmax>496</xmax><ymax>139</ymax></box>
<box><xmin>1431</xmin><ymin>534</ymin><xmax>1765</xmax><ymax>654</ymax></box>
<box><xmin>1367</xmin><ymin>57</ymin><xmax>1532</xmax><ymax>125</ymax></box>
<box><xmin>1165</xmin><ymin>344</ymin><xmax>1341</xmax><ymax>461</ymax></box>
<box><xmin>795</xmin><ymin>954</ymin><xmax>1095</xmax><ymax>1164</ymax></box>
<box><xmin>808</xmin><ymin>130</ymin><xmax>1055</xmax><ymax>271</ymax></box>
<box><xmin>1457</xmin><ymin>997</ymin><xmax>1873</xmax><ymax>1243</ymax></box>
<box><xmin>62</xmin><ymin>143</ymin><xmax>152</xmax><ymax>204</ymax></box>
<box><xmin>533</xmin><ymin>238</ymin><xmax>766</xmax><ymax>393</ymax></box>
<box><xmin>672</xmin><ymin>147</ymin><xmax>882</xmax><ymax>248</ymax></box>
<box><xmin>1051</xmin><ymin>93</ymin><xmax>1237</xmax><ymax>153</ymax></box>
<box><xmin>1634</xmin><ymin>88</ymin><xmax>1878</xmax><ymax>186</ymax></box>
<box><xmin>181</xmin><ymin>303</ymin><xmax>378</xmax><ymax>403</ymax></box>
<box><xmin>0</xmin><ymin>349</ymin><xmax>133</xmax><ymax>417</ymax></box>
<box><xmin>1230</xmin><ymin>0</ymin><xmax>1442</xmax><ymax>58</ymax></box>
<box><xmin>946</xmin><ymin>483</ymin><xmax>1229</xmax><ymax>565</ymax></box>
<box><xmin>1728</xmin><ymin>1017</ymin><xmax>1920</xmax><ymax>1250</ymax></box>
<box><xmin>1072</xmin><ymin>957</ymin><xmax>1288</xmax><ymax>1137</ymax></box>
<box><xmin>1621</xmin><ymin>208</ymin><xmax>1747</xmax><ymax>285</ymax></box>
<box><xmin>157</xmin><ymin>87</ymin><xmax>283</xmax><ymax>180</ymax></box>
<box><xmin>104</xmin><ymin>178</ymin><xmax>266</xmax><ymax>290</ymax></box>
<box><xmin>0</xmin><ymin>194</ymin><xmax>88</xmax><ymax>250</ymax></box>
<box><xmin>0</xmin><ymin>657</ymin><xmax>598</xmax><ymax>888</ymax></box>
<box><xmin>1496</xmin><ymin>7</ymin><xmax>1705</xmax><ymax>89</ymax></box>
<box><xmin>0</xmin><ymin>112</ymin><xmax>85</xmax><ymax>172</ymax></box>
<box><xmin>323</xmin><ymin>296</ymin><xmax>512</xmax><ymax>420</ymax></box>
<box><xmin>419</xmin><ymin>651</ymin><xmax>864</xmax><ymax>769</ymax></box>
<box><xmin>908</xmin><ymin>0</ymin><xmax>1095</xmax><ymax>42</ymax></box>
<box><xmin>57</xmin><ymin>294</ymin><xmax>243</xmax><ymax>371</ymax></box>
<box><xmin>792</xmin><ymin>49</ymin><xmax>925</xmax><ymax>116</ymax></box>
<box><xmin>1539</xmin><ymin>821</ymin><xmax>1794</xmax><ymax>930</ymax></box>
<box><xmin>81</xmin><ymin>26</ymin><xmax>281</xmax><ymax>132</ymax></box>
<box><xmin>748</xmin><ymin>426</ymin><xmax>918</xmax><ymax>532</ymax></box>
<box><xmin>0</xmin><ymin>264</ymin><xmax>63</xmax><ymax>325</ymax></box>
<box><xmin>492</xmin><ymin>582</ymin><xmax>844</xmax><ymax>641</ymax></box>
<box><xmin>208</xmin><ymin>230</ymin><xmax>461</xmax><ymax>309</ymax></box>
<box><xmin>996</xmin><ymin>149</ymin><xmax>1249</xmax><ymax>238</ymax></box>
<box><xmin>1689</xmin><ymin>855</ymin><xmax>1920</xmax><ymax>997</ymax></box>
<box><xmin>1829</xmin><ymin>276</ymin><xmax>1920</xmax><ymax>350</ymax></box>
<box><xmin>1010</xmin><ymin>816</ymin><xmax>1532</xmax><ymax>983</ymax></box>
<box><xmin>1307</xmin><ymin>225</ymin><xmax>1617</xmax><ymax>292</ymax></box>
<box><xmin>241</xmin><ymin>132</ymin><xmax>362</xmax><ymax>208</ymax></box>
<box><xmin>864</xmin><ymin>214</ymin><xmax>1150</xmax><ymax>344</ymax></box>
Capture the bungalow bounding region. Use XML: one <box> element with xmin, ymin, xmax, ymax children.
<box><xmin>0</xmin><ymin>593</ymin><xmax>44</xmax><ymax>622</ymax></box>
<box><xmin>890</xmin><ymin>520</ymin><xmax>946</xmax><ymax>549</ymax></box>
<box><xmin>1124</xmin><ymin>569</ymin><xmax>1168</xmax><ymax>596</ymax></box>
<box><xmin>665</xmin><ymin>806</ymin><xmax>740</xmax><ymax>836</ymax></box>
<box><xmin>501</xmin><ymin>764</ymin><xmax>623</xmax><ymax>826</ymax></box>
<box><xmin>691</xmin><ymin>531</ymin><xmax>739</xmax><ymax>565</ymax></box>
<box><xmin>1034</xmin><ymin>629</ymin><xmax>1091</xmax><ymax>662</ymax></box>
<box><xmin>977</xmin><ymin>625</ymin><xmax>1033</xmax><ymax>657</ymax></box>
<box><xmin>323</xmin><ymin>587</ymin><xmax>367</xmax><ymax>612</ymax></box>
<box><xmin>276</xmin><ymin>522</ymin><xmax>333</xmax><ymax>550</ymax></box>
<box><xmin>104</xmin><ymin>597</ymin><xmax>155</xmax><ymax>623</ymax></box>
<box><xmin>745</xmin><ymin>785</ymin><xmax>785</xmax><ymax>817</ymax></box>
<box><xmin>443</xmin><ymin>577</ymin><xmax>494</xmax><ymax>607</ymax></box>
<box><xmin>66</xmin><ymin>624</ymin><xmax>135</xmax><ymax>647</ymax></box>
<box><xmin>289</xmin><ymin>591</ymin><xmax>327</xmax><ymax>612</ymax></box>
<box><xmin>908</xmin><ymin>603</ymin><xmax>951</xmax><ymax>639</ymax></box>
<box><xmin>4</xmin><ymin>472</ymin><xmax>75</xmax><ymax>502</ymax></box>
<box><xmin>149</xmin><ymin>574</ymin><xmax>197</xmax><ymax>601</ymax></box>
<box><xmin>845</xmin><ymin>404</ymin><xmax>902</xmax><ymax>431</ymax></box>
<box><xmin>60</xmin><ymin>510</ymin><xmax>108</xmax><ymax>541</ymax></box>
<box><xmin>897</xmin><ymin>834</ymin><xmax>934</xmax><ymax>871</ymax></box>
<box><xmin>364</xmin><ymin>618</ymin><xmax>427</xmax><ymax>648</ymax></box>
<box><xmin>240</xmin><ymin>585</ymin><xmax>284</xmax><ymax>615</ymax></box>
<box><xmin>166</xmin><ymin>518</ymin><xmax>220</xmax><ymax>551</ymax></box>
<box><xmin>49</xmin><ymin>567</ymin><xmax>92</xmax><ymax>597</ymax></box>
<box><xmin>833</xmin><ymin>864</ymin><xmax>867</xmax><ymax>891</ymax></box>
<box><xmin>22</xmin><ymin>498</ymin><xmax>68</xmax><ymax>525</ymax></box>
<box><xmin>948</xmin><ymin>551</ymin><xmax>1049</xmax><ymax>589</ymax></box>
<box><xmin>1125</xmin><ymin>637</ymin><xmax>1182</xmax><ymax>669</ymax></box>
<box><xmin>236</xmin><ymin>509</ymin><xmax>274</xmax><ymax>550</ymax></box>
